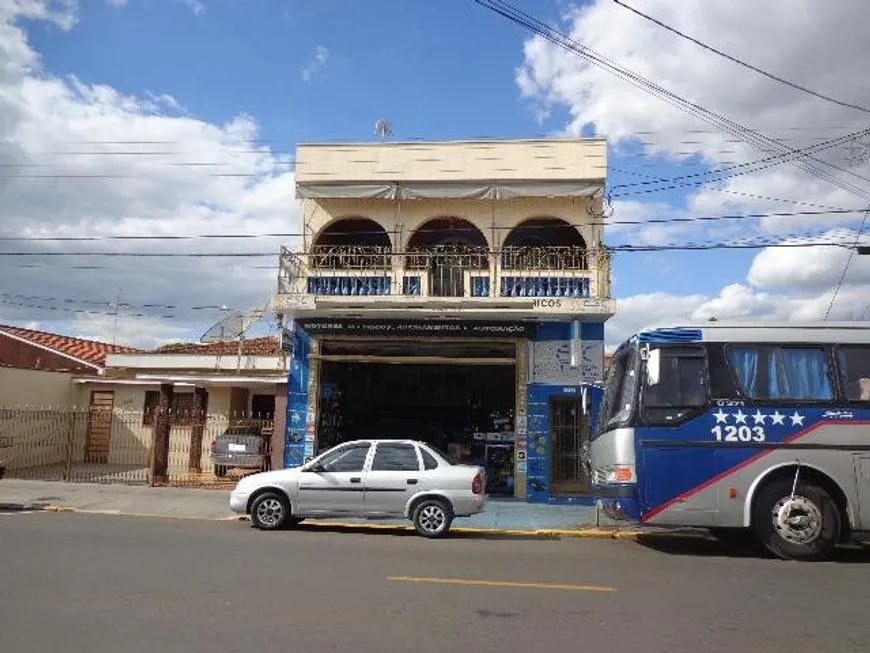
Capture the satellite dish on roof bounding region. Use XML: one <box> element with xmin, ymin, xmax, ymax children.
<box><xmin>200</xmin><ymin>307</ymin><xmax>265</xmax><ymax>343</ymax></box>
<box><xmin>200</xmin><ymin>303</ymin><xmax>270</xmax><ymax>374</ymax></box>
<box><xmin>374</xmin><ymin>118</ymin><xmax>393</xmax><ymax>140</ymax></box>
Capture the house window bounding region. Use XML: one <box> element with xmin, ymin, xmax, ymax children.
<box><xmin>143</xmin><ymin>390</ymin><xmax>208</xmax><ymax>426</ymax></box>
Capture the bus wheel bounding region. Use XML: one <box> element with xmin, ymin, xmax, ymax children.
<box><xmin>753</xmin><ymin>478</ymin><xmax>840</xmax><ymax>561</ymax></box>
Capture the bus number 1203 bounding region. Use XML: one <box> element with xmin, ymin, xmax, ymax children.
<box><xmin>711</xmin><ymin>425</ymin><xmax>766</xmax><ymax>443</ymax></box>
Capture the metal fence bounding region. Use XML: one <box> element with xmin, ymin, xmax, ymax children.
<box><xmin>0</xmin><ymin>407</ymin><xmax>275</xmax><ymax>489</ymax></box>
<box><xmin>278</xmin><ymin>245</ymin><xmax>611</xmax><ymax>299</ymax></box>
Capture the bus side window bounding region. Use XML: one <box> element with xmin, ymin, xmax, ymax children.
<box><xmin>837</xmin><ymin>346</ymin><xmax>870</xmax><ymax>402</ymax></box>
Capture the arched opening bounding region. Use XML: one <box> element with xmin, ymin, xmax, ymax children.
<box><xmin>311</xmin><ymin>217</ymin><xmax>392</xmax><ymax>269</ymax></box>
<box><xmin>501</xmin><ymin>218</ymin><xmax>587</xmax><ymax>270</ymax></box>
<box><xmin>405</xmin><ymin>218</ymin><xmax>489</xmax><ymax>297</ymax></box>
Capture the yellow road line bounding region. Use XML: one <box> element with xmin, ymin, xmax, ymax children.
<box><xmin>387</xmin><ymin>576</ymin><xmax>617</xmax><ymax>593</ymax></box>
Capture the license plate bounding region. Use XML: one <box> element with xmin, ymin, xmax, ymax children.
<box><xmin>228</xmin><ymin>443</ymin><xmax>246</xmax><ymax>452</ymax></box>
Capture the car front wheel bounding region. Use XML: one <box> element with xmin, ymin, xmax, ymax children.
<box><xmin>412</xmin><ymin>498</ymin><xmax>453</xmax><ymax>538</ymax></box>
<box><xmin>250</xmin><ymin>491</ymin><xmax>291</xmax><ymax>531</ymax></box>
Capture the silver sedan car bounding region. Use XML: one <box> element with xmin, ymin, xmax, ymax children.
<box><xmin>229</xmin><ymin>439</ymin><xmax>486</xmax><ymax>537</ymax></box>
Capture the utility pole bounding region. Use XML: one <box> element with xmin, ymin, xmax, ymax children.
<box><xmin>111</xmin><ymin>287</ymin><xmax>123</xmax><ymax>346</ymax></box>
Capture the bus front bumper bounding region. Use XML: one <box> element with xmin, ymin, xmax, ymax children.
<box><xmin>594</xmin><ymin>484</ymin><xmax>641</xmax><ymax>521</ymax></box>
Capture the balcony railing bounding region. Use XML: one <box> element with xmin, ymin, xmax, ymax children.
<box><xmin>278</xmin><ymin>245</ymin><xmax>611</xmax><ymax>300</ymax></box>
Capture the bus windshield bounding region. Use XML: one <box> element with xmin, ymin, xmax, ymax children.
<box><xmin>595</xmin><ymin>344</ymin><xmax>638</xmax><ymax>436</ymax></box>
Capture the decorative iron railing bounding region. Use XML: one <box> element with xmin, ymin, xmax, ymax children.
<box><xmin>278</xmin><ymin>245</ymin><xmax>611</xmax><ymax>300</ymax></box>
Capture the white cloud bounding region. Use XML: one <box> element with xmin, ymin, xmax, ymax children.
<box><xmin>177</xmin><ymin>0</ymin><xmax>205</xmax><ymax>15</ymax></box>
<box><xmin>0</xmin><ymin>2</ymin><xmax>296</xmax><ymax>348</ymax></box>
<box><xmin>748</xmin><ymin>229</ymin><xmax>870</xmax><ymax>290</ymax></box>
<box><xmin>607</xmin><ymin>280</ymin><xmax>870</xmax><ymax>349</ymax></box>
<box><xmin>301</xmin><ymin>45</ymin><xmax>330</xmax><ymax>83</ymax></box>
<box><xmin>516</xmin><ymin>0</ymin><xmax>870</xmax><ymax>343</ymax></box>
<box><xmin>106</xmin><ymin>0</ymin><xmax>128</xmax><ymax>7</ymax></box>
<box><xmin>518</xmin><ymin>0</ymin><xmax>870</xmax><ymax>227</ymax></box>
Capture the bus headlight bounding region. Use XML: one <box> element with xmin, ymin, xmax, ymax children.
<box><xmin>593</xmin><ymin>465</ymin><xmax>635</xmax><ymax>484</ymax></box>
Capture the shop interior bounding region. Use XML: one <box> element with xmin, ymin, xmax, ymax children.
<box><xmin>316</xmin><ymin>339</ymin><xmax>519</xmax><ymax>495</ymax></box>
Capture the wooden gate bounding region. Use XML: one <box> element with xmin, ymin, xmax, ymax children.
<box><xmin>85</xmin><ymin>391</ymin><xmax>114</xmax><ymax>463</ymax></box>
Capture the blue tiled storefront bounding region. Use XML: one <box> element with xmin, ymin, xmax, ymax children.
<box><xmin>282</xmin><ymin>319</ymin><xmax>606</xmax><ymax>504</ymax></box>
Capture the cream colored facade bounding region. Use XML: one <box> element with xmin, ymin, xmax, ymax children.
<box><xmin>0</xmin><ymin>367</ymin><xmax>76</xmax><ymax>407</ymax></box>
<box><xmin>295</xmin><ymin>138</ymin><xmax>606</xmax><ymax>185</ymax></box>
<box><xmin>276</xmin><ymin>138</ymin><xmax>615</xmax><ymax>321</ymax></box>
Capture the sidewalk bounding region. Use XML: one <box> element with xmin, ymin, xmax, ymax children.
<box><xmin>0</xmin><ymin>479</ymin><xmax>644</xmax><ymax>536</ymax></box>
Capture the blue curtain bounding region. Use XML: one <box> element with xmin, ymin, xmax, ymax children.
<box><xmin>727</xmin><ymin>346</ymin><xmax>758</xmax><ymax>396</ymax></box>
<box><xmin>777</xmin><ymin>348</ymin><xmax>833</xmax><ymax>400</ymax></box>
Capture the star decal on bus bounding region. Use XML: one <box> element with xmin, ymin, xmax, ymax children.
<box><xmin>713</xmin><ymin>409</ymin><xmax>729</xmax><ymax>424</ymax></box>
<box><xmin>790</xmin><ymin>412</ymin><xmax>806</xmax><ymax>426</ymax></box>
<box><xmin>770</xmin><ymin>411</ymin><xmax>786</xmax><ymax>425</ymax></box>
<box><xmin>752</xmin><ymin>410</ymin><xmax>766</xmax><ymax>425</ymax></box>
<box><xmin>733</xmin><ymin>410</ymin><xmax>748</xmax><ymax>424</ymax></box>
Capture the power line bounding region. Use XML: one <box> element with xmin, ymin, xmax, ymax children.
<box><xmin>0</xmin><ymin>292</ymin><xmax>223</xmax><ymax>311</ymax></box>
<box><xmin>606</xmin><ymin>166</ymin><xmax>853</xmax><ymax>211</ymax></box>
<box><xmin>0</xmin><ymin>298</ymin><xmax>177</xmax><ymax>320</ymax></box>
<box><xmin>611</xmin><ymin>0</ymin><xmax>870</xmax><ymax>115</ymax></box>
<box><xmin>474</xmin><ymin>0</ymin><xmax>870</xmax><ymax>202</ymax></box>
<box><xmin>824</xmin><ymin>205</ymin><xmax>870</xmax><ymax>320</ymax></box>
<box><xmin>1</xmin><ymin>207</ymin><xmax>867</xmax><ymax>244</ymax></box>
<box><xmin>0</xmin><ymin>238</ymin><xmax>859</xmax><ymax>259</ymax></box>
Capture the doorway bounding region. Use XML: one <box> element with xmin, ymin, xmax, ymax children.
<box><xmin>85</xmin><ymin>391</ymin><xmax>114</xmax><ymax>463</ymax></box>
<box><xmin>549</xmin><ymin>396</ymin><xmax>590</xmax><ymax>494</ymax></box>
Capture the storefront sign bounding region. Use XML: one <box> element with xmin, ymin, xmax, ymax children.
<box><xmin>297</xmin><ymin>318</ymin><xmax>535</xmax><ymax>338</ymax></box>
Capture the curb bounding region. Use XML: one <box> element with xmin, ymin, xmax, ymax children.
<box><xmin>40</xmin><ymin>504</ymin><xmax>240</xmax><ymax>522</ymax></box>
<box><xmin>34</xmin><ymin>505</ymin><xmax>707</xmax><ymax>540</ymax></box>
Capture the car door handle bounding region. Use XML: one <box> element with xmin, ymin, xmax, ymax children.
<box><xmin>350</xmin><ymin>477</ymin><xmax>361</xmax><ymax>484</ymax></box>
<box><xmin>406</xmin><ymin>478</ymin><xmax>418</xmax><ymax>485</ymax></box>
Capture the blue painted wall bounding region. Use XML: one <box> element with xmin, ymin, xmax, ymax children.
<box><xmin>284</xmin><ymin>320</ymin><xmax>608</xmax><ymax>505</ymax></box>
<box><xmin>284</xmin><ymin>326</ymin><xmax>311</xmax><ymax>468</ymax></box>
<box><xmin>525</xmin><ymin>321</ymin><xmax>605</xmax><ymax>505</ymax></box>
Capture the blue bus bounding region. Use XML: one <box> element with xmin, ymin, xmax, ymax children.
<box><xmin>590</xmin><ymin>322</ymin><xmax>870</xmax><ymax>560</ymax></box>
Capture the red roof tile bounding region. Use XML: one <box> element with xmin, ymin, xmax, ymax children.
<box><xmin>151</xmin><ymin>336</ymin><xmax>279</xmax><ymax>357</ymax></box>
<box><xmin>0</xmin><ymin>324</ymin><xmax>140</xmax><ymax>368</ymax></box>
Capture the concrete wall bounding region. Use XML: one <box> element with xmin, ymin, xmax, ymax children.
<box><xmin>0</xmin><ymin>367</ymin><xmax>76</xmax><ymax>407</ymax></box>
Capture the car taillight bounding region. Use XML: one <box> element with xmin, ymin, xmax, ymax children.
<box><xmin>472</xmin><ymin>472</ymin><xmax>483</xmax><ymax>495</ymax></box>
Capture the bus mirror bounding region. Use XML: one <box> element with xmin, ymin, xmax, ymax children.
<box><xmin>646</xmin><ymin>348</ymin><xmax>661</xmax><ymax>386</ymax></box>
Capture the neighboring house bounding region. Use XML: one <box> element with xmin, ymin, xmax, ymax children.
<box><xmin>0</xmin><ymin>324</ymin><xmax>138</xmax><ymax>406</ymax></box>
<box><xmin>273</xmin><ymin>137</ymin><xmax>616</xmax><ymax>504</ymax></box>
<box><xmin>73</xmin><ymin>336</ymin><xmax>288</xmax><ymax>473</ymax></box>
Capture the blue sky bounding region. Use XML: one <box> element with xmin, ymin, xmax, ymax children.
<box><xmin>25</xmin><ymin>0</ymin><xmax>742</xmax><ymax>298</ymax></box>
<box><xmin>5</xmin><ymin>0</ymin><xmax>870</xmax><ymax>347</ymax></box>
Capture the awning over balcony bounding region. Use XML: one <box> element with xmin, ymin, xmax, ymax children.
<box><xmin>296</xmin><ymin>180</ymin><xmax>604</xmax><ymax>201</ymax></box>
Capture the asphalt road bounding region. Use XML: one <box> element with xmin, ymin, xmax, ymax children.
<box><xmin>2</xmin><ymin>512</ymin><xmax>870</xmax><ymax>653</ymax></box>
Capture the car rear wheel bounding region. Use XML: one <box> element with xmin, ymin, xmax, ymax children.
<box><xmin>412</xmin><ymin>498</ymin><xmax>453</xmax><ymax>538</ymax></box>
<box><xmin>250</xmin><ymin>491</ymin><xmax>291</xmax><ymax>531</ymax></box>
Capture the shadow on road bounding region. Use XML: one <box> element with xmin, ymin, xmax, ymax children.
<box><xmin>636</xmin><ymin>533</ymin><xmax>870</xmax><ymax>563</ymax></box>
<box><xmin>0</xmin><ymin>502</ymin><xmax>49</xmax><ymax>513</ymax></box>
<box><xmin>278</xmin><ymin>522</ymin><xmax>551</xmax><ymax>541</ymax></box>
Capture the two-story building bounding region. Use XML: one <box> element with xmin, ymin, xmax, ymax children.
<box><xmin>273</xmin><ymin>138</ymin><xmax>616</xmax><ymax>504</ymax></box>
